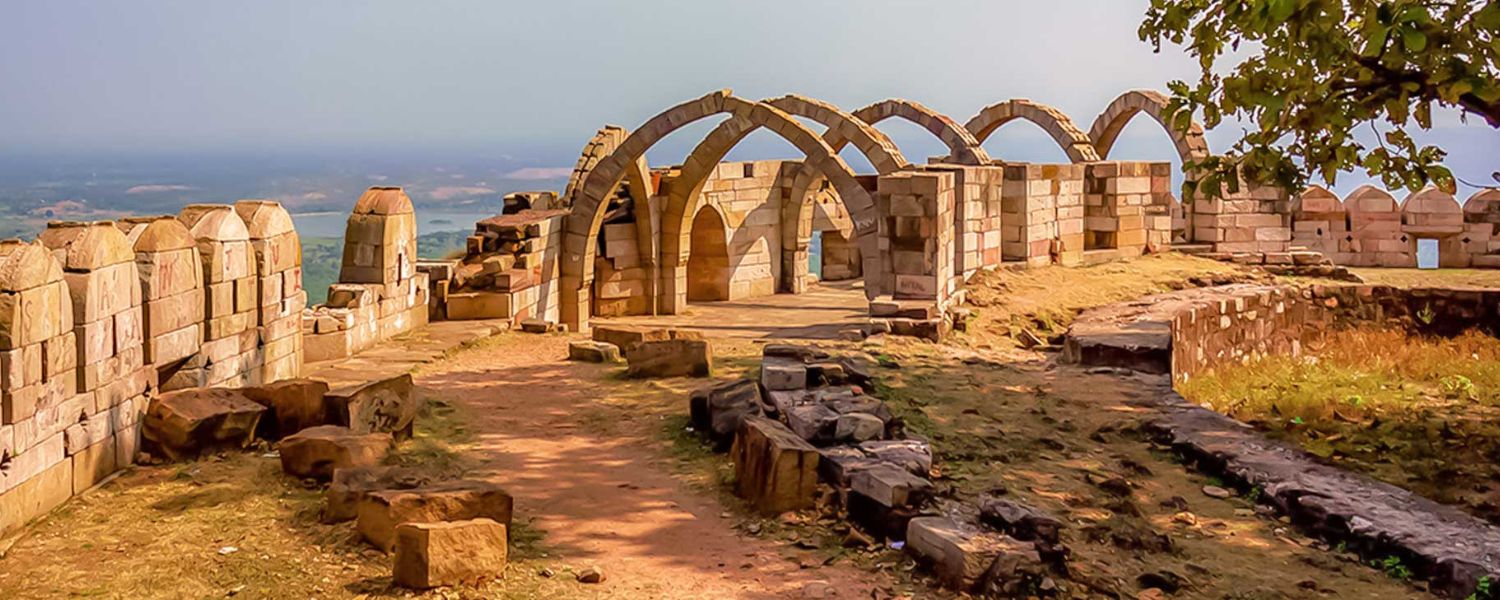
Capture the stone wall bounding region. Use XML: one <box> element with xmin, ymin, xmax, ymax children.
<box><xmin>1282</xmin><ymin>185</ymin><xmax>1497</xmax><ymax>269</ymax></box>
<box><xmin>2</xmin><ymin>198</ymin><xmax>308</xmax><ymax>537</ymax></box>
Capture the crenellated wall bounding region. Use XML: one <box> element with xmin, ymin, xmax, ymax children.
<box><xmin>1289</xmin><ymin>185</ymin><xmax>1498</xmax><ymax>268</ymax></box>
<box><xmin>2</xmin><ymin>199</ymin><xmax>307</xmax><ymax>537</ymax></box>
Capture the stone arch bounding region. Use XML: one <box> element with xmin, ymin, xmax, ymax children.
<box><xmin>850</xmin><ymin>99</ymin><xmax>992</xmax><ymax>165</ymax></box>
<box><xmin>565</xmin><ymin>126</ymin><xmax>660</xmax><ymax>316</ymax></box>
<box><xmin>1465</xmin><ymin>189</ymin><xmax>1500</xmax><ymax>237</ymax></box>
<box><xmin>561</xmin><ymin>90</ymin><xmax>882</xmax><ymax>329</ymax></box>
<box><xmin>1088</xmin><ymin>90</ymin><xmax>1210</xmax><ymax>169</ymax></box>
<box><xmin>964</xmin><ymin>99</ymin><xmax>1101</xmax><ymax>163</ymax></box>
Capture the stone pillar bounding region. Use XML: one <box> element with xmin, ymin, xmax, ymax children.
<box><xmin>235</xmin><ymin>200</ymin><xmax>306</xmax><ymax>383</ymax></box>
<box><xmin>175</xmin><ymin>205</ymin><xmax>259</xmax><ymax>388</ymax></box>
<box><xmin>117</xmin><ymin>216</ymin><xmax>204</xmax><ymax>370</ymax></box>
<box><xmin>1000</xmin><ymin>164</ymin><xmax>1059</xmax><ymax>267</ymax></box>
<box><xmin>877</xmin><ymin>171</ymin><xmax>955</xmax><ymax>307</ymax></box>
<box><xmin>0</xmin><ymin>240</ymin><xmax>81</xmax><ymax>536</ymax></box>
<box><xmin>37</xmin><ymin>222</ymin><xmax>152</xmax><ymax>494</ymax></box>
<box><xmin>1190</xmin><ymin>175</ymin><xmax>1292</xmax><ymax>254</ymax></box>
<box><xmin>1051</xmin><ymin>164</ymin><xmax>1087</xmax><ymax>266</ymax></box>
<box><xmin>1084</xmin><ymin>162</ymin><xmax>1162</xmax><ymax>257</ymax></box>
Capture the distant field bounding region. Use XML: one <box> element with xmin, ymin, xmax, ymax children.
<box><xmin>299</xmin><ymin>230</ymin><xmax>469</xmax><ymax>304</ymax></box>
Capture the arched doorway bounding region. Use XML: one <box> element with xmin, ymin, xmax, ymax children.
<box><xmin>686</xmin><ymin>206</ymin><xmax>730</xmax><ymax>302</ymax></box>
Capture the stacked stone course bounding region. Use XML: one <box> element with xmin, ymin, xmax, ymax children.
<box><xmin>117</xmin><ymin>217</ymin><xmax>204</xmax><ymax>371</ymax></box>
<box><xmin>174</xmin><ymin>205</ymin><xmax>261</xmax><ymax>388</ymax></box>
<box><xmin>235</xmin><ymin>201</ymin><xmax>306</xmax><ymax>382</ymax></box>
<box><xmin>438</xmin><ymin>209</ymin><xmax>563</xmax><ymax>324</ymax></box>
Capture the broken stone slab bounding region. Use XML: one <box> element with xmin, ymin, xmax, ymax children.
<box><xmin>806</xmin><ymin>361</ymin><xmax>847</xmax><ymax>386</ymax></box>
<box><xmin>816</xmin><ymin>445</ymin><xmax>881</xmax><ymax>489</ymax></box>
<box><xmin>978</xmin><ymin>496</ymin><xmax>1064</xmax><ymax>544</ymax></box>
<box><xmin>759</xmin><ymin>358</ymin><xmax>808</xmax><ymax>391</ymax></box>
<box><xmin>591</xmin><ymin>325</ymin><xmax>671</xmax><ymax>353</ymax></box>
<box><xmin>324</xmin><ymin>373</ymin><xmax>419</xmax><ymax>442</ymax></box>
<box><xmin>278</xmin><ymin>425</ymin><xmax>392</xmax><ymax>480</ymax></box>
<box><xmin>785</xmin><ymin>403</ymin><xmax>839</xmax><ymax>446</ymax></box>
<box><xmin>824</xmin><ymin>393</ymin><xmax>893</xmax><ymax>425</ymax></box>
<box><xmin>566</xmin><ymin>340</ymin><xmax>620</xmax><ymax>363</ymax></box>
<box><xmin>624</xmin><ymin>338</ymin><xmax>711</xmax><ymax>378</ymax></box>
<box><xmin>687</xmin><ymin>378</ymin><xmax>762</xmax><ymax>450</ymax></box>
<box><xmin>357</xmin><ymin>480</ymin><xmax>515</xmax><ymax>552</ymax></box>
<box><xmin>906</xmin><ymin>517</ymin><xmax>1041</xmax><ymax>593</ymax></box>
<box><xmin>239</xmin><ymin>378</ymin><xmax>332</xmax><ymax>440</ymax></box>
<box><xmin>324</xmin><ymin>465</ymin><xmax>437</xmax><ymax>523</ymax></box>
<box><xmin>142</xmin><ymin>388</ymin><xmax>266</xmax><ymax>461</ymax></box>
<box><xmin>1149</xmin><ymin>391</ymin><xmax>1500</xmax><ymax>597</ymax></box>
<box><xmin>519</xmin><ymin>318</ymin><xmax>553</xmax><ymax>334</ymax></box>
<box><xmin>849</xmin><ymin>463</ymin><xmax>934</xmax><ymax>540</ymax></box>
<box><xmin>834</xmin><ymin>412</ymin><xmax>885</xmax><ymax>443</ymax></box>
<box><xmin>731</xmin><ymin>416</ymin><xmax>819</xmax><ymax>515</ymax></box>
<box><xmin>393</xmin><ymin>518</ymin><xmax>508</xmax><ymax>589</ymax></box>
<box><xmin>859</xmin><ymin>439</ymin><xmax>933</xmax><ymax>477</ymax></box>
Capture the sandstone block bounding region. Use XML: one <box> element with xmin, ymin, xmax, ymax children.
<box><xmin>141</xmin><ymin>388</ymin><xmax>266</xmax><ymax>461</ymax></box>
<box><xmin>906</xmin><ymin>517</ymin><xmax>1041</xmax><ymax>593</ymax></box>
<box><xmin>324</xmin><ymin>465</ymin><xmax>436</xmax><ymax>523</ymax></box>
<box><xmin>687</xmin><ymin>378</ymin><xmax>763</xmax><ymax>449</ymax></box>
<box><xmin>278</xmin><ymin>425</ymin><xmax>392</xmax><ymax>480</ymax></box>
<box><xmin>240</xmin><ymin>378</ymin><xmax>333</xmax><ymax>439</ymax></box>
<box><xmin>566</xmin><ymin>340</ymin><xmax>619</xmax><ymax>363</ymax></box>
<box><xmin>356</xmin><ymin>481</ymin><xmax>514</xmax><ymax>552</ymax></box>
<box><xmin>760</xmin><ymin>359</ymin><xmax>807</xmax><ymax>391</ymax></box>
<box><xmin>625</xmin><ymin>339</ymin><xmax>711</xmax><ymax>378</ymax></box>
<box><xmin>731</xmin><ymin>416</ymin><xmax>818</xmax><ymax>515</ymax></box>
<box><xmin>393</xmin><ymin>519</ymin><xmax>508</xmax><ymax>589</ymax></box>
<box><xmin>324</xmin><ymin>373</ymin><xmax>419</xmax><ymax>441</ymax></box>
<box><xmin>591</xmin><ymin>325</ymin><xmax>671</xmax><ymax>353</ymax></box>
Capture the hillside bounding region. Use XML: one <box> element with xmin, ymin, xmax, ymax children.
<box><xmin>300</xmin><ymin>229</ymin><xmax>470</xmax><ymax>304</ymax></box>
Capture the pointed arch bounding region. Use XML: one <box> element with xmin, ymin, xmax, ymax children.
<box><xmin>1087</xmin><ymin>90</ymin><xmax>1210</xmax><ymax>170</ymax></box>
<box><xmin>764</xmin><ymin>94</ymin><xmax>911</xmax><ymax>173</ymax></box>
<box><xmin>561</xmin><ymin>90</ymin><xmax>882</xmax><ymax>330</ymax></box>
<box><xmin>964</xmin><ymin>98</ymin><xmax>1101</xmax><ymax>163</ymax></box>
<box><xmin>848</xmin><ymin>99</ymin><xmax>992</xmax><ymax>165</ymax></box>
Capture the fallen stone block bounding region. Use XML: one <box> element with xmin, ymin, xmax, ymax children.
<box><xmin>324</xmin><ymin>373</ymin><xmax>419</xmax><ymax>442</ymax></box>
<box><xmin>859</xmin><ymin>439</ymin><xmax>933</xmax><ymax>477</ymax></box>
<box><xmin>357</xmin><ymin>480</ymin><xmax>515</xmax><ymax>551</ymax></box>
<box><xmin>979</xmin><ymin>496</ymin><xmax>1064</xmax><ymax>544</ymax></box>
<box><xmin>834</xmin><ymin>412</ymin><xmax>885</xmax><ymax>443</ymax></box>
<box><xmin>731</xmin><ymin>416</ymin><xmax>819</xmax><ymax>515</ymax></box>
<box><xmin>625</xmin><ymin>338</ymin><xmax>711</xmax><ymax>378</ymax></box>
<box><xmin>785</xmin><ymin>404</ymin><xmax>839</xmax><ymax>445</ymax></box>
<box><xmin>393</xmin><ymin>518</ymin><xmax>508</xmax><ymax>589</ymax></box>
<box><xmin>906</xmin><ymin>517</ymin><xmax>1042</xmax><ymax>594</ymax></box>
<box><xmin>519</xmin><ymin>319</ymin><xmax>553</xmax><ymax>334</ymax></box>
<box><xmin>591</xmin><ymin>325</ymin><xmax>671</xmax><ymax>353</ymax></box>
<box><xmin>566</xmin><ymin>340</ymin><xmax>620</xmax><ymax>363</ymax></box>
<box><xmin>324</xmin><ymin>466</ymin><xmax>436</xmax><ymax>523</ymax></box>
<box><xmin>687</xmin><ymin>378</ymin><xmax>763</xmax><ymax>450</ymax></box>
<box><xmin>278</xmin><ymin>426</ymin><xmax>392</xmax><ymax>480</ymax></box>
<box><xmin>849</xmin><ymin>464</ymin><xmax>934</xmax><ymax>540</ymax></box>
<box><xmin>240</xmin><ymin>378</ymin><xmax>332</xmax><ymax>439</ymax></box>
<box><xmin>142</xmin><ymin>388</ymin><xmax>266</xmax><ymax>461</ymax></box>
<box><xmin>762</xmin><ymin>343</ymin><xmax>829</xmax><ymax>362</ymax></box>
<box><xmin>759</xmin><ymin>358</ymin><xmax>807</xmax><ymax>391</ymax></box>
<box><xmin>816</xmin><ymin>446</ymin><xmax>881</xmax><ymax>489</ymax></box>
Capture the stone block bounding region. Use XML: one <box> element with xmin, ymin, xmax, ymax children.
<box><xmin>141</xmin><ymin>388</ymin><xmax>266</xmax><ymax>461</ymax></box>
<box><xmin>687</xmin><ymin>378</ymin><xmax>763</xmax><ymax>449</ymax></box>
<box><xmin>323</xmin><ymin>373</ymin><xmax>419</xmax><ymax>441</ymax></box>
<box><xmin>239</xmin><ymin>378</ymin><xmax>333</xmax><ymax>439</ymax></box>
<box><xmin>731</xmin><ymin>416</ymin><xmax>818</xmax><ymax>515</ymax></box>
<box><xmin>445</xmin><ymin>292</ymin><xmax>510</xmax><ymax>320</ymax></box>
<box><xmin>906</xmin><ymin>517</ymin><xmax>1042</xmax><ymax>593</ymax></box>
<box><xmin>591</xmin><ymin>325</ymin><xmax>672</xmax><ymax>353</ymax></box>
<box><xmin>278</xmin><ymin>425</ymin><xmax>392</xmax><ymax>480</ymax></box>
<box><xmin>324</xmin><ymin>465</ymin><xmax>437</xmax><ymax>523</ymax></box>
<box><xmin>759</xmin><ymin>360</ymin><xmax>807</xmax><ymax>391</ymax></box>
<box><xmin>393</xmin><ymin>519</ymin><xmax>508</xmax><ymax>589</ymax></box>
<box><xmin>356</xmin><ymin>481</ymin><xmax>515</xmax><ymax>552</ymax></box>
<box><xmin>625</xmin><ymin>339</ymin><xmax>712</xmax><ymax>378</ymax></box>
<box><xmin>566</xmin><ymin>340</ymin><xmax>620</xmax><ymax>363</ymax></box>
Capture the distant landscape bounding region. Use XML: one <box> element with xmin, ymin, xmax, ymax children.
<box><xmin>301</xmin><ymin>230</ymin><xmax>471</xmax><ymax>304</ymax></box>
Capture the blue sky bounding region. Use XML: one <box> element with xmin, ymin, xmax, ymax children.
<box><xmin>2</xmin><ymin>0</ymin><xmax>1495</xmax><ymax>193</ymax></box>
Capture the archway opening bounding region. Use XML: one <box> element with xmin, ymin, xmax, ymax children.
<box><xmin>686</xmin><ymin>206</ymin><xmax>730</xmax><ymax>302</ymax></box>
<box><xmin>809</xmin><ymin>184</ymin><xmax>862</xmax><ymax>282</ymax></box>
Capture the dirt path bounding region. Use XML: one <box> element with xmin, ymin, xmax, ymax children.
<box><xmin>418</xmin><ymin>336</ymin><xmax>892</xmax><ymax>599</ymax></box>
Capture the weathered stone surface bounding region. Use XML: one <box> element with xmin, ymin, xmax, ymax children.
<box><xmin>519</xmin><ymin>318</ymin><xmax>552</xmax><ymax>334</ymax></box>
<box><xmin>834</xmin><ymin>412</ymin><xmax>885</xmax><ymax>443</ymax></box>
<box><xmin>324</xmin><ymin>373</ymin><xmax>419</xmax><ymax>441</ymax></box>
<box><xmin>785</xmin><ymin>404</ymin><xmax>839</xmax><ymax>445</ymax></box>
<box><xmin>324</xmin><ymin>466</ymin><xmax>435</xmax><ymax>523</ymax></box>
<box><xmin>731</xmin><ymin>416</ymin><xmax>819</xmax><ymax>515</ymax></box>
<box><xmin>142</xmin><ymin>388</ymin><xmax>266</xmax><ymax>460</ymax></box>
<box><xmin>566</xmin><ymin>340</ymin><xmax>619</xmax><ymax>363</ymax></box>
<box><xmin>357</xmin><ymin>480</ymin><xmax>515</xmax><ymax>551</ymax></box>
<box><xmin>762</xmin><ymin>343</ymin><xmax>830</xmax><ymax>362</ymax></box>
<box><xmin>625</xmin><ymin>338</ymin><xmax>711</xmax><ymax>378</ymax></box>
<box><xmin>906</xmin><ymin>517</ymin><xmax>1040</xmax><ymax>593</ymax></box>
<box><xmin>816</xmin><ymin>446</ymin><xmax>880</xmax><ymax>489</ymax></box>
<box><xmin>851</xmin><ymin>463</ymin><xmax>932</xmax><ymax>510</ymax></box>
<box><xmin>978</xmin><ymin>496</ymin><xmax>1064</xmax><ymax>544</ymax></box>
<box><xmin>278</xmin><ymin>425</ymin><xmax>392</xmax><ymax>480</ymax></box>
<box><xmin>859</xmin><ymin>439</ymin><xmax>932</xmax><ymax>477</ymax></box>
<box><xmin>687</xmin><ymin>378</ymin><xmax>762</xmax><ymax>449</ymax></box>
<box><xmin>1149</xmin><ymin>391</ymin><xmax>1500</xmax><ymax>597</ymax></box>
<box><xmin>592</xmin><ymin>325</ymin><xmax>671</xmax><ymax>353</ymax></box>
<box><xmin>760</xmin><ymin>358</ymin><xmax>807</xmax><ymax>391</ymax></box>
<box><xmin>393</xmin><ymin>518</ymin><xmax>508</xmax><ymax>589</ymax></box>
<box><xmin>240</xmin><ymin>378</ymin><xmax>332</xmax><ymax>439</ymax></box>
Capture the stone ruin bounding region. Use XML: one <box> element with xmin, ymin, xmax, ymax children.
<box><xmin>1</xmin><ymin>199</ymin><xmax>308</xmax><ymax>537</ymax></box>
<box><xmin>417</xmin><ymin>208</ymin><xmax>565</xmax><ymax>324</ymax></box>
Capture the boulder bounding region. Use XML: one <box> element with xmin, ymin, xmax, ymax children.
<box><xmin>325</xmin><ymin>466</ymin><xmax>436</xmax><ymax>523</ymax></box>
<box><xmin>906</xmin><ymin>517</ymin><xmax>1042</xmax><ymax>594</ymax></box>
<box><xmin>324</xmin><ymin>373</ymin><xmax>420</xmax><ymax>441</ymax></box>
<box><xmin>731</xmin><ymin>416</ymin><xmax>819</xmax><ymax>515</ymax></box>
<box><xmin>357</xmin><ymin>480</ymin><xmax>515</xmax><ymax>551</ymax></box>
<box><xmin>687</xmin><ymin>378</ymin><xmax>763</xmax><ymax>449</ymax></box>
<box><xmin>142</xmin><ymin>388</ymin><xmax>266</xmax><ymax>461</ymax></box>
<box><xmin>393</xmin><ymin>518</ymin><xmax>508</xmax><ymax>589</ymax></box>
<box><xmin>625</xmin><ymin>339</ymin><xmax>711</xmax><ymax>378</ymax></box>
<box><xmin>567</xmin><ymin>340</ymin><xmax>620</xmax><ymax>363</ymax></box>
<box><xmin>278</xmin><ymin>425</ymin><xmax>392</xmax><ymax>480</ymax></box>
<box><xmin>240</xmin><ymin>379</ymin><xmax>332</xmax><ymax>439</ymax></box>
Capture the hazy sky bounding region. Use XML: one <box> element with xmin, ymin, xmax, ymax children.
<box><xmin>2</xmin><ymin>0</ymin><xmax>1495</xmax><ymax>189</ymax></box>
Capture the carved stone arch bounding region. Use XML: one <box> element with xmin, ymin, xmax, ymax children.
<box><xmin>764</xmin><ymin>94</ymin><xmax>911</xmax><ymax>173</ymax></box>
<box><xmin>849</xmin><ymin>99</ymin><xmax>992</xmax><ymax>166</ymax></box>
<box><xmin>658</xmin><ymin>108</ymin><xmax>883</xmax><ymax>315</ymax></box>
<box><xmin>561</xmin><ymin>90</ymin><xmax>880</xmax><ymax>330</ymax></box>
<box><xmin>563</xmin><ymin>125</ymin><xmax>659</xmax><ymax>315</ymax></box>
<box><xmin>964</xmin><ymin>99</ymin><xmax>1101</xmax><ymax>163</ymax></box>
<box><xmin>1088</xmin><ymin>90</ymin><xmax>1210</xmax><ymax>170</ymax></box>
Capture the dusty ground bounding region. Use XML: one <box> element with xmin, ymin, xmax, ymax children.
<box><xmin>3</xmin><ymin>256</ymin><xmax>1493</xmax><ymax>599</ymax></box>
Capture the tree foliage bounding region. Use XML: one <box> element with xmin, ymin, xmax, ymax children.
<box><xmin>1140</xmin><ymin>0</ymin><xmax>1500</xmax><ymax>197</ymax></box>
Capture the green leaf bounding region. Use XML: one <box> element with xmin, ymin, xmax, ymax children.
<box><xmin>1401</xmin><ymin>28</ymin><xmax>1427</xmax><ymax>52</ymax></box>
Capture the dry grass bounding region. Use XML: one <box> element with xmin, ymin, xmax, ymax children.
<box><xmin>0</xmin><ymin>391</ymin><xmax>577</xmax><ymax>600</ymax></box>
<box><xmin>1180</xmin><ymin>327</ymin><xmax>1500</xmax><ymax>523</ymax></box>
<box><xmin>959</xmin><ymin>254</ymin><xmax>1255</xmax><ymax>349</ymax></box>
